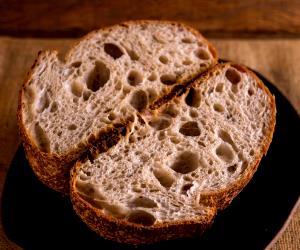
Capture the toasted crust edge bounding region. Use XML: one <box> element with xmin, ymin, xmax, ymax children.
<box><xmin>70</xmin><ymin>164</ymin><xmax>216</xmax><ymax>244</ymax></box>
<box><xmin>17</xmin><ymin>20</ymin><xmax>218</xmax><ymax>194</ymax></box>
<box><xmin>69</xmin><ymin>62</ymin><xmax>276</xmax><ymax>244</ymax></box>
<box><xmin>191</xmin><ymin>62</ymin><xmax>276</xmax><ymax>210</ymax></box>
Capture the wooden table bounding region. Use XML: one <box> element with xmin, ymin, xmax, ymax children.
<box><xmin>0</xmin><ymin>1</ymin><xmax>299</xmax><ymax>249</ymax></box>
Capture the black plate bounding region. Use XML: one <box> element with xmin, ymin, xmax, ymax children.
<box><xmin>2</xmin><ymin>69</ymin><xmax>300</xmax><ymax>250</ymax></box>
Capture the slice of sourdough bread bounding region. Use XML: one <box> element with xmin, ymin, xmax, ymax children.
<box><xmin>18</xmin><ymin>21</ymin><xmax>218</xmax><ymax>193</ymax></box>
<box><xmin>71</xmin><ymin>63</ymin><xmax>276</xmax><ymax>244</ymax></box>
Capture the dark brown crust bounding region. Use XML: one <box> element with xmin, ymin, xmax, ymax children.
<box><xmin>70</xmin><ymin>165</ymin><xmax>216</xmax><ymax>244</ymax></box>
<box><xmin>70</xmin><ymin>62</ymin><xmax>276</xmax><ymax>244</ymax></box>
<box><xmin>17</xmin><ymin>20</ymin><xmax>218</xmax><ymax>194</ymax></box>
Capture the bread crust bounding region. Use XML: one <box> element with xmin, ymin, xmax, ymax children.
<box><xmin>69</xmin><ymin>62</ymin><xmax>276</xmax><ymax>244</ymax></box>
<box><xmin>70</xmin><ymin>165</ymin><xmax>216</xmax><ymax>244</ymax></box>
<box><xmin>187</xmin><ymin>62</ymin><xmax>276</xmax><ymax>210</ymax></box>
<box><xmin>17</xmin><ymin>20</ymin><xmax>218</xmax><ymax>194</ymax></box>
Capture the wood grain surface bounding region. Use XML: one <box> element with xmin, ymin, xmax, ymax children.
<box><xmin>0</xmin><ymin>37</ymin><xmax>299</xmax><ymax>249</ymax></box>
<box><xmin>1</xmin><ymin>0</ymin><xmax>300</xmax><ymax>38</ymax></box>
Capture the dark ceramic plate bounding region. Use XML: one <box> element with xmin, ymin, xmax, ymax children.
<box><xmin>2</xmin><ymin>68</ymin><xmax>300</xmax><ymax>250</ymax></box>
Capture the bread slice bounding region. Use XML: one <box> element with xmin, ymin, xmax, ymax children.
<box><xmin>70</xmin><ymin>63</ymin><xmax>276</xmax><ymax>244</ymax></box>
<box><xmin>18</xmin><ymin>21</ymin><xmax>218</xmax><ymax>193</ymax></box>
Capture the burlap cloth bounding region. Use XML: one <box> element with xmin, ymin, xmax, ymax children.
<box><xmin>0</xmin><ymin>37</ymin><xmax>299</xmax><ymax>249</ymax></box>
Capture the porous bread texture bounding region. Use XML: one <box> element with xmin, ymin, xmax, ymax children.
<box><xmin>20</xmin><ymin>21</ymin><xmax>217</xmax><ymax>156</ymax></box>
<box><xmin>71</xmin><ymin>63</ymin><xmax>276</xmax><ymax>244</ymax></box>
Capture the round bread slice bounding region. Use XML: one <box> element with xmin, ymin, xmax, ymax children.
<box><xmin>70</xmin><ymin>63</ymin><xmax>276</xmax><ymax>244</ymax></box>
<box><xmin>18</xmin><ymin>20</ymin><xmax>218</xmax><ymax>193</ymax></box>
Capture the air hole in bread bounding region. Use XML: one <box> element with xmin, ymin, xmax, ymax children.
<box><xmin>159</xmin><ymin>55</ymin><xmax>169</xmax><ymax>64</ymax></box>
<box><xmin>171</xmin><ymin>151</ymin><xmax>199</xmax><ymax>174</ymax></box>
<box><xmin>216</xmin><ymin>83</ymin><xmax>224</xmax><ymax>93</ymax></box>
<box><xmin>185</xmin><ymin>87</ymin><xmax>201</xmax><ymax>107</ymax></box>
<box><xmin>225</xmin><ymin>68</ymin><xmax>241</xmax><ymax>85</ymax></box>
<box><xmin>82</xmin><ymin>91</ymin><xmax>92</xmax><ymax>101</ymax></box>
<box><xmin>179</xmin><ymin>122</ymin><xmax>200</xmax><ymax>136</ymax></box>
<box><xmin>73</xmin><ymin>97</ymin><xmax>78</xmax><ymax>103</ymax></box>
<box><xmin>132</xmin><ymin>187</ymin><xmax>142</xmax><ymax>193</ymax></box>
<box><xmin>218</xmin><ymin>130</ymin><xmax>237</xmax><ymax>151</ymax></box>
<box><xmin>182</xmin><ymin>38</ymin><xmax>193</xmax><ymax>43</ymax></box>
<box><xmin>78</xmin><ymin>173</ymin><xmax>89</xmax><ymax>181</ymax></box>
<box><xmin>129</xmin><ymin>196</ymin><xmax>157</xmax><ymax>208</ymax></box>
<box><xmin>104</xmin><ymin>43</ymin><xmax>124</xmax><ymax>59</ymax></box>
<box><xmin>170</xmin><ymin>137</ymin><xmax>180</xmax><ymax>144</ymax></box>
<box><xmin>158</xmin><ymin>131</ymin><xmax>165</xmax><ymax>140</ymax></box>
<box><xmin>250</xmin><ymin>149</ymin><xmax>255</xmax><ymax>156</ymax></box>
<box><xmin>130</xmin><ymin>90</ymin><xmax>148</xmax><ymax>112</ymax></box>
<box><xmin>68</xmin><ymin>124</ymin><xmax>77</xmax><ymax>130</ymax></box>
<box><xmin>228</xmin><ymin>164</ymin><xmax>237</xmax><ymax>173</ymax></box>
<box><xmin>162</xmin><ymin>104</ymin><xmax>179</xmax><ymax>118</ymax></box>
<box><xmin>79</xmin><ymin>194</ymin><xmax>104</xmax><ymax>210</ymax></box>
<box><xmin>128</xmin><ymin>134</ymin><xmax>135</xmax><ymax>143</ymax></box>
<box><xmin>125</xmin><ymin>48</ymin><xmax>139</xmax><ymax>61</ymax></box>
<box><xmin>86</xmin><ymin>61</ymin><xmax>110</xmax><ymax>92</ymax></box>
<box><xmin>216</xmin><ymin>143</ymin><xmax>234</xmax><ymax>163</ymax></box>
<box><xmin>248</xmin><ymin>88</ymin><xmax>255</xmax><ymax>96</ymax></box>
<box><xmin>153</xmin><ymin>168</ymin><xmax>174</xmax><ymax>188</ymax></box>
<box><xmin>37</xmin><ymin>91</ymin><xmax>50</xmax><ymax>113</ymax></box>
<box><xmin>195</xmin><ymin>48</ymin><xmax>210</xmax><ymax>60</ymax></box>
<box><xmin>182</xmin><ymin>59</ymin><xmax>192</xmax><ymax>65</ymax></box>
<box><xmin>123</xmin><ymin>86</ymin><xmax>131</xmax><ymax>95</ymax></box>
<box><xmin>241</xmin><ymin>160</ymin><xmax>248</xmax><ymax>172</ymax></box>
<box><xmin>149</xmin><ymin>117</ymin><xmax>171</xmax><ymax>130</ymax></box>
<box><xmin>127</xmin><ymin>70</ymin><xmax>143</xmax><ymax>86</ymax></box>
<box><xmin>181</xmin><ymin>183</ymin><xmax>193</xmax><ymax>195</ymax></box>
<box><xmin>71</xmin><ymin>61</ymin><xmax>82</xmax><ymax>68</ymax></box>
<box><xmin>34</xmin><ymin>122</ymin><xmax>50</xmax><ymax>152</ymax></box>
<box><xmin>213</xmin><ymin>103</ymin><xmax>225</xmax><ymax>113</ymax></box>
<box><xmin>189</xmin><ymin>110</ymin><xmax>198</xmax><ymax>118</ymax></box>
<box><xmin>160</xmin><ymin>74</ymin><xmax>177</xmax><ymax>85</ymax></box>
<box><xmin>147</xmin><ymin>88</ymin><xmax>158</xmax><ymax>103</ymax></box>
<box><xmin>148</xmin><ymin>72</ymin><xmax>157</xmax><ymax>81</ymax></box>
<box><xmin>183</xmin><ymin>176</ymin><xmax>192</xmax><ymax>181</ymax></box>
<box><xmin>70</xmin><ymin>81</ymin><xmax>83</xmax><ymax>97</ymax></box>
<box><xmin>104</xmin><ymin>204</ymin><xmax>127</xmax><ymax>218</ymax></box>
<box><xmin>50</xmin><ymin>102</ymin><xmax>58</xmax><ymax>112</ymax></box>
<box><xmin>108</xmin><ymin>112</ymin><xmax>116</xmax><ymax>121</ymax></box>
<box><xmin>127</xmin><ymin>210</ymin><xmax>156</xmax><ymax>226</ymax></box>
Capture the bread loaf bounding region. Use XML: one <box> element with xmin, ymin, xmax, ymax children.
<box><xmin>70</xmin><ymin>63</ymin><xmax>276</xmax><ymax>244</ymax></box>
<box><xmin>18</xmin><ymin>21</ymin><xmax>218</xmax><ymax>193</ymax></box>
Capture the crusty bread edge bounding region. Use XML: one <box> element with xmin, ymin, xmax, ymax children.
<box><xmin>17</xmin><ymin>51</ymin><xmax>78</xmax><ymax>193</ymax></box>
<box><xmin>70</xmin><ymin>62</ymin><xmax>276</xmax><ymax>244</ymax></box>
<box><xmin>17</xmin><ymin>20</ymin><xmax>218</xmax><ymax>194</ymax></box>
<box><xmin>191</xmin><ymin>62</ymin><xmax>276</xmax><ymax>210</ymax></box>
<box><xmin>70</xmin><ymin>164</ymin><xmax>216</xmax><ymax>245</ymax></box>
